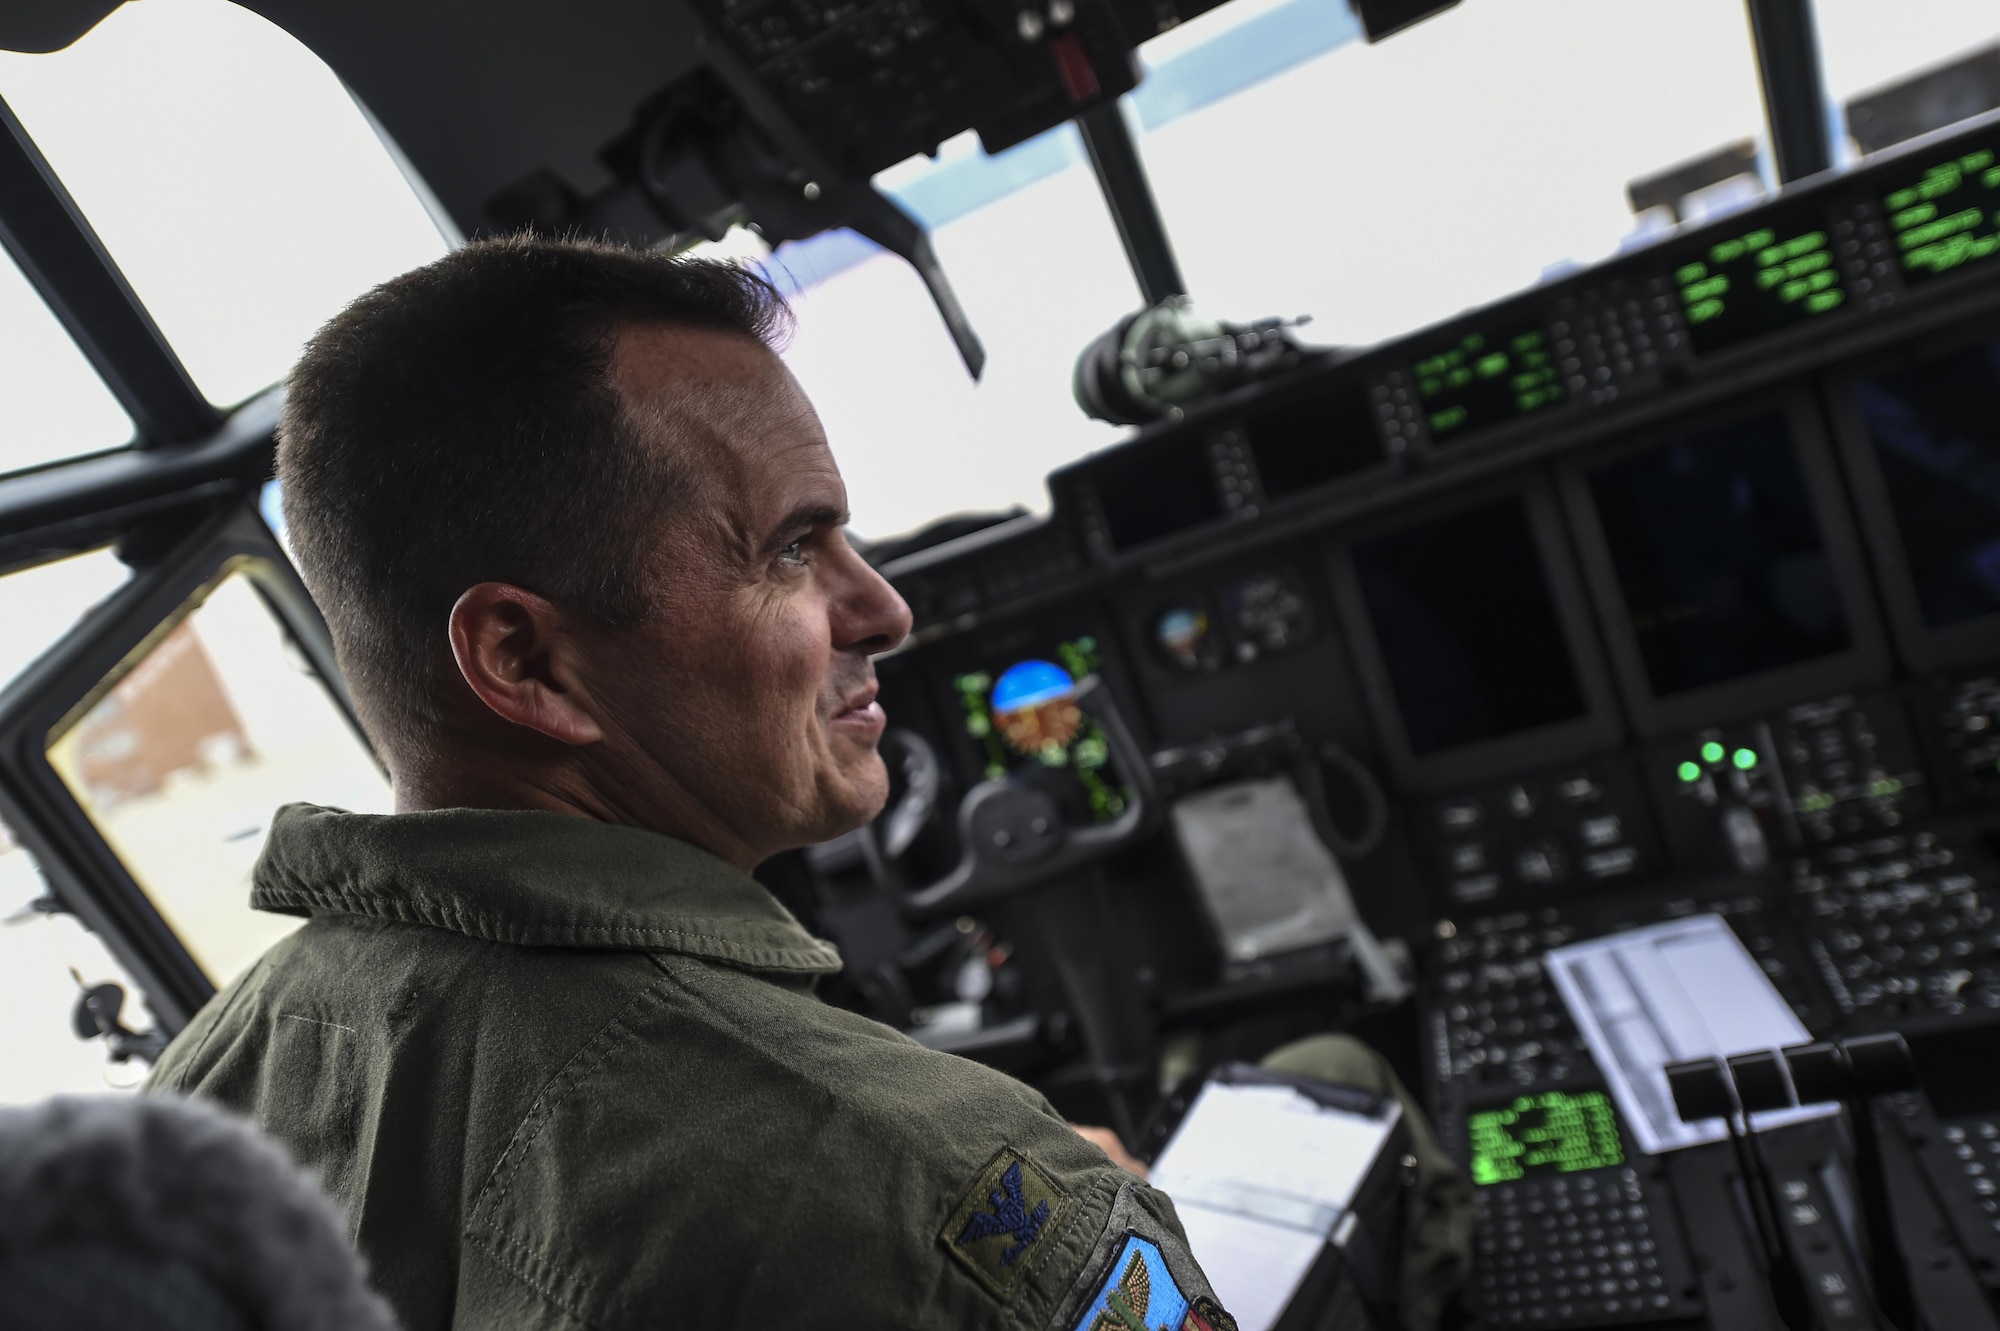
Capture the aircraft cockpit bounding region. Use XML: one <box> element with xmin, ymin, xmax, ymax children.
<box><xmin>4</xmin><ymin>2</ymin><xmax>2000</xmax><ymax>1328</ymax></box>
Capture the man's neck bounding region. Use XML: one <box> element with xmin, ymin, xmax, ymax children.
<box><xmin>392</xmin><ymin>753</ymin><xmax>763</xmax><ymax>870</ymax></box>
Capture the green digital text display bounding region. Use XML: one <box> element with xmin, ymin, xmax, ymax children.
<box><xmin>1674</xmin><ymin>213</ymin><xmax>1846</xmax><ymax>356</ymax></box>
<box><xmin>1882</xmin><ymin>141</ymin><xmax>2000</xmax><ymax>284</ymax></box>
<box><xmin>1467</xmin><ymin>1089</ymin><xmax>1625</xmax><ymax>1185</ymax></box>
<box><xmin>1413</xmin><ymin>322</ymin><xmax>1563</xmax><ymax>445</ymax></box>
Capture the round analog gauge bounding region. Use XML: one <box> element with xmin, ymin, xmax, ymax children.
<box><xmin>1224</xmin><ymin>571</ymin><xmax>1314</xmax><ymax>662</ymax></box>
<box><xmin>1151</xmin><ymin>603</ymin><xmax>1221</xmax><ymax>673</ymax></box>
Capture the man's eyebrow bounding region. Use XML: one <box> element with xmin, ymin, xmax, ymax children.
<box><xmin>761</xmin><ymin>502</ymin><xmax>848</xmax><ymax>553</ymax></box>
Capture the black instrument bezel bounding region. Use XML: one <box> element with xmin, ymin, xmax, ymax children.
<box><xmin>1822</xmin><ymin>312</ymin><xmax>2000</xmax><ymax>674</ymax></box>
<box><xmin>1325</xmin><ymin>472</ymin><xmax>1622</xmax><ymax>794</ymax></box>
<box><xmin>1557</xmin><ymin>384</ymin><xmax>1891</xmax><ymax>737</ymax></box>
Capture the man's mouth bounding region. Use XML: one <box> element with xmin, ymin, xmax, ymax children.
<box><xmin>831</xmin><ymin>685</ymin><xmax>887</xmax><ymax>736</ymax></box>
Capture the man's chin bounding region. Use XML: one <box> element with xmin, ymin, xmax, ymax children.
<box><xmin>840</xmin><ymin>763</ymin><xmax>896</xmax><ymax>823</ymax></box>
<box><xmin>784</xmin><ymin>758</ymin><xmax>890</xmax><ymax>851</ymax></box>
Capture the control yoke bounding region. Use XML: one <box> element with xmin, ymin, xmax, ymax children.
<box><xmin>897</xmin><ymin>675</ymin><xmax>1158</xmax><ymax>919</ymax></box>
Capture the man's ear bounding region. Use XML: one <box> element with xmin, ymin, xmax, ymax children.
<box><xmin>446</xmin><ymin>583</ymin><xmax>606</xmax><ymax>746</ymax></box>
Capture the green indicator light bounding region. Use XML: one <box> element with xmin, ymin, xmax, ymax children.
<box><xmin>1700</xmin><ymin>740</ymin><xmax>1726</xmax><ymax>764</ymax></box>
<box><xmin>1732</xmin><ymin>748</ymin><xmax>1757</xmax><ymax>770</ymax></box>
<box><xmin>1677</xmin><ymin>761</ymin><xmax>1702</xmax><ymax>783</ymax></box>
<box><xmin>1806</xmin><ymin>290</ymin><xmax>1846</xmax><ymax>314</ymax></box>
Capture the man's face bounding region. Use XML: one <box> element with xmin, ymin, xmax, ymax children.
<box><xmin>582</xmin><ymin>325</ymin><xmax>911</xmax><ymax>863</ymax></box>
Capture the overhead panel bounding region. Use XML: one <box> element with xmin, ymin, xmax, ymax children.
<box><xmin>692</xmin><ymin>0</ymin><xmax>1153</xmax><ymax>177</ymax></box>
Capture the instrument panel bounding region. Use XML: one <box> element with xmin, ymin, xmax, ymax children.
<box><xmin>823</xmin><ymin>108</ymin><xmax>2000</xmax><ymax>1331</ymax></box>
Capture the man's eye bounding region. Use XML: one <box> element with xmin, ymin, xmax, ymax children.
<box><xmin>779</xmin><ymin>539</ymin><xmax>809</xmax><ymax>564</ymax></box>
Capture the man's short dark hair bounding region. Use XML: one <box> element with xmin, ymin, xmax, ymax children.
<box><xmin>278</xmin><ymin>234</ymin><xmax>791</xmax><ymax>758</ymax></box>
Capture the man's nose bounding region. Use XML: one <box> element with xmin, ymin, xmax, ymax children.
<box><xmin>835</xmin><ymin>552</ymin><xmax>913</xmax><ymax>655</ymax></box>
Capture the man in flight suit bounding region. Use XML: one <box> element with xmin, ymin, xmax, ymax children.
<box><xmin>147</xmin><ymin>236</ymin><xmax>1241</xmax><ymax>1330</ymax></box>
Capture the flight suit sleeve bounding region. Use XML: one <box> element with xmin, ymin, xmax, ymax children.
<box><xmin>933</xmin><ymin>1123</ymin><xmax>1237</xmax><ymax>1331</ymax></box>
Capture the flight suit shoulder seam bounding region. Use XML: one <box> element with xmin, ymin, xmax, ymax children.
<box><xmin>463</xmin><ymin>963</ymin><xmax>677</xmax><ymax>1298</ymax></box>
<box><xmin>475</xmin><ymin>1221</ymin><xmax>617</xmax><ymax>1330</ymax></box>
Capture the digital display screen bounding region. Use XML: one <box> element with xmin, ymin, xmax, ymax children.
<box><xmin>1352</xmin><ymin>496</ymin><xmax>1588</xmax><ymax>756</ymax></box>
<box><xmin>952</xmin><ymin>637</ymin><xmax>1127</xmax><ymax>824</ymax></box>
<box><xmin>1852</xmin><ymin>338</ymin><xmax>2000</xmax><ymax>629</ymax></box>
<box><xmin>1468</xmin><ymin>1090</ymin><xmax>1625</xmax><ymax>1185</ymax></box>
<box><xmin>1673</xmin><ymin>210</ymin><xmax>1847</xmax><ymax>355</ymax></box>
<box><xmin>1882</xmin><ymin>140</ymin><xmax>2000</xmax><ymax>284</ymax></box>
<box><xmin>1093</xmin><ymin>434</ymin><xmax>1223</xmax><ymax>552</ymax></box>
<box><xmin>1588</xmin><ymin>412</ymin><xmax>1851</xmax><ymax>697</ymax></box>
<box><xmin>1413</xmin><ymin>322</ymin><xmax>1564</xmax><ymax>444</ymax></box>
<box><xmin>1243</xmin><ymin>380</ymin><xmax>1385</xmax><ymax>500</ymax></box>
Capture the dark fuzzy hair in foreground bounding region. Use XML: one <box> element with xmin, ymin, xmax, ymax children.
<box><xmin>0</xmin><ymin>1094</ymin><xmax>398</xmax><ymax>1331</ymax></box>
<box><xmin>277</xmin><ymin>233</ymin><xmax>791</xmax><ymax>762</ymax></box>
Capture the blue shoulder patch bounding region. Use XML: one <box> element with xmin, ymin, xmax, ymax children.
<box><xmin>1070</xmin><ymin>1235</ymin><xmax>1190</xmax><ymax>1331</ymax></box>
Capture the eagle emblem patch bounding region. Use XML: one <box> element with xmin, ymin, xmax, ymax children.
<box><xmin>943</xmin><ymin>1149</ymin><xmax>1071</xmax><ymax>1300</ymax></box>
<box><xmin>1071</xmin><ymin>1235</ymin><xmax>1237</xmax><ymax>1331</ymax></box>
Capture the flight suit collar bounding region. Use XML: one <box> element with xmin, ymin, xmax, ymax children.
<box><xmin>251</xmin><ymin>803</ymin><xmax>843</xmax><ymax>975</ymax></box>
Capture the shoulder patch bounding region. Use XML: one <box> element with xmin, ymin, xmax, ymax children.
<box><xmin>1069</xmin><ymin>1234</ymin><xmax>1238</xmax><ymax>1331</ymax></box>
<box><xmin>942</xmin><ymin>1148</ymin><xmax>1071</xmax><ymax>1300</ymax></box>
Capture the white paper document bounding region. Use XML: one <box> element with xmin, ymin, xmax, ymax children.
<box><xmin>1151</xmin><ymin>1080</ymin><xmax>1398</xmax><ymax>1331</ymax></box>
<box><xmin>1544</xmin><ymin>913</ymin><xmax>1837</xmax><ymax>1155</ymax></box>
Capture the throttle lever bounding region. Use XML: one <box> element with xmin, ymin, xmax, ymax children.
<box><xmin>897</xmin><ymin>675</ymin><xmax>1158</xmax><ymax>919</ymax></box>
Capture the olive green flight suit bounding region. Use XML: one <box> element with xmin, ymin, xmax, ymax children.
<box><xmin>147</xmin><ymin>805</ymin><xmax>1235</xmax><ymax>1331</ymax></box>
